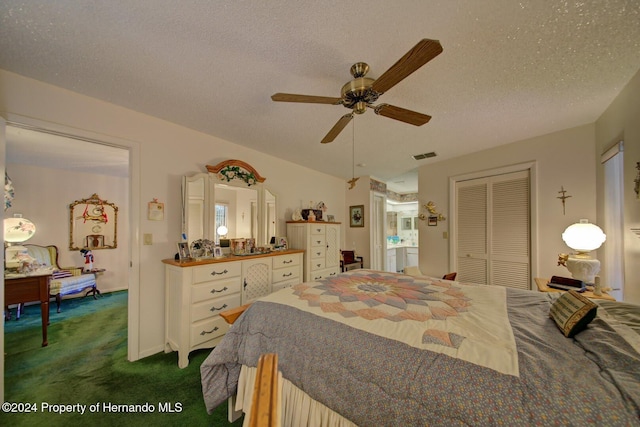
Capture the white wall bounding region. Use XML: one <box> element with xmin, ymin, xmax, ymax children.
<box><xmin>595</xmin><ymin>68</ymin><xmax>640</xmax><ymax>304</ymax></box>
<box><xmin>6</xmin><ymin>164</ymin><xmax>128</xmax><ymax>293</ymax></box>
<box><xmin>0</xmin><ymin>70</ymin><xmax>347</xmax><ymax>359</ymax></box>
<box><xmin>418</xmin><ymin>124</ymin><xmax>598</xmax><ymax>287</ymax></box>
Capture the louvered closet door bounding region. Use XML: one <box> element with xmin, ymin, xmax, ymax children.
<box><xmin>456</xmin><ymin>179</ymin><xmax>489</xmax><ymax>284</ymax></box>
<box><xmin>490</xmin><ymin>171</ymin><xmax>530</xmax><ymax>289</ymax></box>
<box><xmin>456</xmin><ymin>170</ymin><xmax>530</xmax><ymax>289</ymax></box>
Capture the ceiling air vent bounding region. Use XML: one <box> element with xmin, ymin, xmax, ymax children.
<box><xmin>412</xmin><ymin>152</ymin><xmax>436</xmax><ymax>160</ymax></box>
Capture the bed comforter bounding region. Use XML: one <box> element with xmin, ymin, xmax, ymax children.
<box><xmin>201</xmin><ymin>270</ymin><xmax>640</xmax><ymax>426</ymax></box>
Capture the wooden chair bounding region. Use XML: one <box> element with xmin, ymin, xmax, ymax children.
<box><xmin>340</xmin><ymin>250</ymin><xmax>363</xmax><ymax>272</ymax></box>
<box><xmin>442</xmin><ymin>272</ymin><xmax>457</xmax><ymax>281</ymax></box>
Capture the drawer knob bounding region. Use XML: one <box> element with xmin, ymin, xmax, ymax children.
<box><xmin>210</xmin><ymin>303</ymin><xmax>228</xmax><ymax>312</ymax></box>
<box><xmin>282</xmin><ymin>272</ymin><xmax>292</xmax><ymax>278</ymax></box>
<box><xmin>210</xmin><ymin>286</ymin><xmax>228</xmax><ymax>294</ymax></box>
<box><xmin>200</xmin><ymin>326</ymin><xmax>219</xmax><ymax>336</ymax></box>
<box><xmin>283</xmin><ymin>259</ymin><xmax>293</xmax><ymax>264</ymax></box>
<box><xmin>210</xmin><ymin>269</ymin><xmax>229</xmax><ymax>276</ymax></box>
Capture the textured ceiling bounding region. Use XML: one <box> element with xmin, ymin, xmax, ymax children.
<box><xmin>1</xmin><ymin>0</ymin><xmax>640</xmax><ymax>193</ymax></box>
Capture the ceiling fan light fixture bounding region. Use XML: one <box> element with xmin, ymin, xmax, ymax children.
<box><xmin>412</xmin><ymin>152</ymin><xmax>437</xmax><ymax>160</ymax></box>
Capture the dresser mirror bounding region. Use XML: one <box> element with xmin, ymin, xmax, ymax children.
<box><xmin>182</xmin><ymin>160</ymin><xmax>275</xmax><ymax>249</ymax></box>
<box><xmin>69</xmin><ymin>193</ymin><xmax>118</xmax><ymax>250</ymax></box>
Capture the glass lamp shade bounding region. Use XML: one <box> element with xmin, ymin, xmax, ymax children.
<box><xmin>216</xmin><ymin>225</ymin><xmax>228</xmax><ymax>237</ymax></box>
<box><xmin>561</xmin><ymin>219</ymin><xmax>606</xmax><ymax>255</ymax></box>
<box><xmin>4</xmin><ymin>216</ymin><xmax>36</xmax><ymax>243</ymax></box>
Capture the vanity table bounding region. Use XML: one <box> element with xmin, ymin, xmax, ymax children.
<box><xmin>4</xmin><ymin>273</ymin><xmax>51</xmax><ymax>347</ymax></box>
<box><xmin>163</xmin><ymin>250</ymin><xmax>303</xmax><ymax>368</ymax></box>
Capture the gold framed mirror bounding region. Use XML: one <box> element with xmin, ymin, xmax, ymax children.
<box><xmin>69</xmin><ymin>193</ymin><xmax>118</xmax><ymax>250</ymax></box>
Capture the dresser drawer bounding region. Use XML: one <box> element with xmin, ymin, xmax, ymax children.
<box><xmin>272</xmin><ymin>265</ymin><xmax>300</xmax><ymax>284</ymax></box>
<box><xmin>311</xmin><ymin>259</ymin><xmax>326</xmax><ymax>271</ymax></box>
<box><xmin>191</xmin><ymin>316</ymin><xmax>230</xmax><ymax>347</ymax></box>
<box><xmin>310</xmin><ymin>246</ymin><xmax>325</xmax><ymax>259</ymax></box>
<box><xmin>192</xmin><ymin>277</ymin><xmax>242</xmax><ymax>304</ymax></box>
<box><xmin>273</xmin><ymin>279</ymin><xmax>299</xmax><ymax>292</ymax></box>
<box><xmin>310</xmin><ymin>236</ymin><xmax>326</xmax><ymax>247</ymax></box>
<box><xmin>310</xmin><ymin>225</ymin><xmax>325</xmax><ymax>235</ymax></box>
<box><xmin>193</xmin><ymin>262</ymin><xmax>241</xmax><ymax>284</ymax></box>
<box><xmin>272</xmin><ymin>254</ymin><xmax>300</xmax><ymax>269</ymax></box>
<box><xmin>191</xmin><ymin>292</ymin><xmax>242</xmax><ymax>322</ymax></box>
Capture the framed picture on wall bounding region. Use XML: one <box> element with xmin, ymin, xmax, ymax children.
<box><xmin>349</xmin><ymin>205</ymin><xmax>364</xmax><ymax>228</ymax></box>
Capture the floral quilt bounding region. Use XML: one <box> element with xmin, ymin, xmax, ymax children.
<box><xmin>260</xmin><ymin>270</ymin><xmax>518</xmax><ymax>375</ymax></box>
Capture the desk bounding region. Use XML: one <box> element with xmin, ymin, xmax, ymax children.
<box><xmin>534</xmin><ymin>277</ymin><xmax>615</xmax><ymax>301</ymax></box>
<box><xmin>5</xmin><ymin>274</ymin><xmax>51</xmax><ymax>347</ymax></box>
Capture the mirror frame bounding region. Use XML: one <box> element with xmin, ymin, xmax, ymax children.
<box><xmin>69</xmin><ymin>193</ymin><xmax>118</xmax><ymax>250</ymax></box>
<box><xmin>182</xmin><ymin>160</ymin><xmax>274</xmax><ymax>247</ymax></box>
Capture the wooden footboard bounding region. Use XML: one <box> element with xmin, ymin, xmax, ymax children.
<box><xmin>250</xmin><ymin>353</ymin><xmax>280</xmax><ymax>427</ymax></box>
<box><xmin>220</xmin><ymin>303</ymin><xmax>252</xmax><ymax>325</ymax></box>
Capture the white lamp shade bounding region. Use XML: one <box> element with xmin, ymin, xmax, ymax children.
<box><xmin>216</xmin><ymin>225</ymin><xmax>228</xmax><ymax>236</ymax></box>
<box><xmin>561</xmin><ymin>219</ymin><xmax>606</xmax><ymax>253</ymax></box>
<box><xmin>4</xmin><ymin>217</ymin><xmax>36</xmax><ymax>243</ymax></box>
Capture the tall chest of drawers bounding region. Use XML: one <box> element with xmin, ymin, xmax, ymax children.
<box><xmin>163</xmin><ymin>250</ymin><xmax>303</xmax><ymax>368</ymax></box>
<box><xmin>286</xmin><ymin>221</ymin><xmax>341</xmax><ymax>282</ymax></box>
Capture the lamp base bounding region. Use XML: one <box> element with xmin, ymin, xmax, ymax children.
<box><xmin>565</xmin><ymin>255</ymin><xmax>600</xmax><ymax>284</ymax></box>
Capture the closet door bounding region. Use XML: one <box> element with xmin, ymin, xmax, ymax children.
<box><xmin>455</xmin><ymin>170</ymin><xmax>530</xmax><ymax>289</ymax></box>
<box><xmin>456</xmin><ymin>179</ymin><xmax>489</xmax><ymax>284</ymax></box>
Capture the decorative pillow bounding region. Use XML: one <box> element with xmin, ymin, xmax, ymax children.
<box><xmin>549</xmin><ymin>290</ymin><xmax>598</xmax><ymax>337</ymax></box>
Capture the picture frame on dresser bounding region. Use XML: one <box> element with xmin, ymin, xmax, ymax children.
<box><xmin>213</xmin><ymin>247</ymin><xmax>224</xmax><ymax>258</ymax></box>
<box><xmin>177</xmin><ymin>242</ymin><xmax>190</xmax><ymax>260</ymax></box>
<box><xmin>350</xmin><ymin>205</ymin><xmax>364</xmax><ymax>227</ymax></box>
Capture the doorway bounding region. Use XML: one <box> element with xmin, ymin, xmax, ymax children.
<box><xmin>3</xmin><ymin>121</ymin><xmax>138</xmax><ymax>357</ymax></box>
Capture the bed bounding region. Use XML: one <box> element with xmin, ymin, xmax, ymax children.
<box><xmin>200</xmin><ymin>269</ymin><xmax>640</xmax><ymax>426</ymax></box>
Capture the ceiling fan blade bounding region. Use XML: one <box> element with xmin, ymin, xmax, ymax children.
<box><xmin>371</xmin><ymin>39</ymin><xmax>443</xmax><ymax>95</ymax></box>
<box><xmin>374</xmin><ymin>104</ymin><xmax>431</xmax><ymax>126</ymax></box>
<box><xmin>271</xmin><ymin>93</ymin><xmax>343</xmax><ymax>105</ymax></box>
<box><xmin>321</xmin><ymin>114</ymin><xmax>353</xmax><ymax>144</ymax></box>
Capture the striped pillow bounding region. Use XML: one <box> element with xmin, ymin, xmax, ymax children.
<box><xmin>51</xmin><ymin>270</ymin><xmax>73</xmax><ymax>280</ymax></box>
<box><xmin>549</xmin><ymin>290</ymin><xmax>598</xmax><ymax>337</ymax></box>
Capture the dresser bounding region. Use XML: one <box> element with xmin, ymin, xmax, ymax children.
<box><xmin>286</xmin><ymin>221</ymin><xmax>341</xmax><ymax>282</ymax></box>
<box><xmin>162</xmin><ymin>249</ymin><xmax>303</xmax><ymax>368</ymax></box>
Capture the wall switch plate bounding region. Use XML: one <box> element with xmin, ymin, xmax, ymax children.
<box><xmin>442</xmin><ymin>231</ymin><xmax>448</xmax><ymax>239</ymax></box>
<box><xmin>143</xmin><ymin>233</ymin><xmax>153</xmax><ymax>245</ymax></box>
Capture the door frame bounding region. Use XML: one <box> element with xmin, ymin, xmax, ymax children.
<box><xmin>1</xmin><ymin>115</ymin><xmax>141</xmax><ymax>364</ymax></box>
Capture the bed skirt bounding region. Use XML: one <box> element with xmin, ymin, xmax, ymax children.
<box><xmin>235</xmin><ymin>365</ymin><xmax>357</xmax><ymax>427</ymax></box>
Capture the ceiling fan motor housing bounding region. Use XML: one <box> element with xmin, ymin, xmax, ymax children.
<box><xmin>341</xmin><ymin>76</ymin><xmax>379</xmax><ymax>114</ymax></box>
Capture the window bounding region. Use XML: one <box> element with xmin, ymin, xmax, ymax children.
<box><xmin>215</xmin><ymin>203</ymin><xmax>228</xmax><ymax>244</ymax></box>
<box><xmin>601</xmin><ymin>141</ymin><xmax>624</xmax><ymax>300</ymax></box>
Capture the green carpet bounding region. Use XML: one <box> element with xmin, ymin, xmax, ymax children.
<box><xmin>2</xmin><ymin>291</ymin><xmax>243</xmax><ymax>426</ymax></box>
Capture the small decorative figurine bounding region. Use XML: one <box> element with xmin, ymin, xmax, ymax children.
<box><xmin>80</xmin><ymin>248</ymin><xmax>94</xmax><ymax>272</ymax></box>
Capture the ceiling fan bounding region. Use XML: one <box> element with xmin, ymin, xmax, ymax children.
<box><xmin>271</xmin><ymin>39</ymin><xmax>443</xmax><ymax>144</ymax></box>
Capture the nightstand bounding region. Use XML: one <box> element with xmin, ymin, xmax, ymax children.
<box><xmin>534</xmin><ymin>278</ymin><xmax>615</xmax><ymax>301</ymax></box>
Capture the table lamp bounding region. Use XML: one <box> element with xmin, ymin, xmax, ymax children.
<box><xmin>4</xmin><ymin>214</ymin><xmax>37</xmax><ymax>269</ymax></box>
<box><xmin>560</xmin><ymin>219</ymin><xmax>606</xmax><ymax>284</ymax></box>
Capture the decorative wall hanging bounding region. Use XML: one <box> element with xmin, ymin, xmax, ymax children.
<box><xmin>4</xmin><ymin>172</ymin><xmax>14</xmax><ymax>211</ymax></box>
<box><xmin>148</xmin><ymin>198</ymin><xmax>164</xmax><ymax>221</ymax></box>
<box><xmin>557</xmin><ymin>186</ymin><xmax>571</xmax><ymax>215</ymax></box>
<box><xmin>634</xmin><ymin>162</ymin><xmax>639</xmax><ymax>199</ymax></box>
<box><xmin>350</xmin><ymin>205</ymin><xmax>364</xmax><ymax>227</ymax></box>
<box><xmin>69</xmin><ymin>193</ymin><xmax>118</xmax><ymax>250</ymax></box>
<box><xmin>418</xmin><ymin>201</ymin><xmax>446</xmax><ymax>223</ymax></box>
